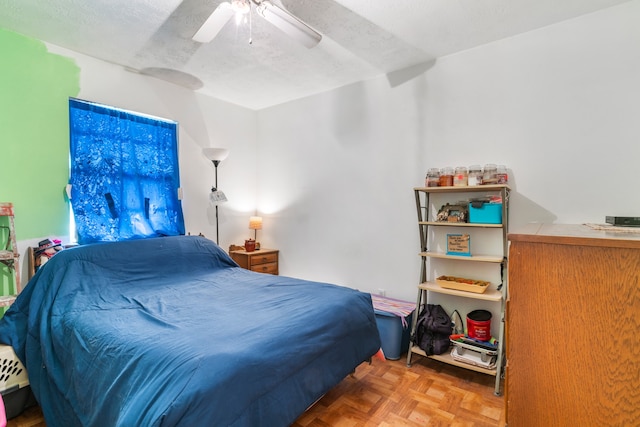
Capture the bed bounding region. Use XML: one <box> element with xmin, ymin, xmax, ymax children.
<box><xmin>0</xmin><ymin>236</ymin><xmax>381</xmax><ymax>426</ymax></box>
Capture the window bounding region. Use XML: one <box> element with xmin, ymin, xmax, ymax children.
<box><xmin>69</xmin><ymin>98</ymin><xmax>184</xmax><ymax>244</ymax></box>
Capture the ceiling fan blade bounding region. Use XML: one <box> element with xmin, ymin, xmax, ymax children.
<box><xmin>192</xmin><ymin>2</ymin><xmax>235</xmax><ymax>43</ymax></box>
<box><xmin>256</xmin><ymin>1</ymin><xmax>322</xmax><ymax>48</ymax></box>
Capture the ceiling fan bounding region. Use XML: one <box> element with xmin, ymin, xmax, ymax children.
<box><xmin>192</xmin><ymin>0</ymin><xmax>322</xmax><ymax>48</ymax></box>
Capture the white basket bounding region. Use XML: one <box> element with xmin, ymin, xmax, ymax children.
<box><xmin>0</xmin><ymin>345</ymin><xmax>29</xmax><ymax>394</ymax></box>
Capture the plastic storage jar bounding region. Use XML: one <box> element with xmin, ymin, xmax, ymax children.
<box><xmin>468</xmin><ymin>165</ymin><xmax>483</xmax><ymax>186</ymax></box>
<box><xmin>497</xmin><ymin>165</ymin><xmax>508</xmax><ymax>184</ymax></box>
<box><xmin>425</xmin><ymin>168</ymin><xmax>440</xmax><ymax>187</ymax></box>
<box><xmin>439</xmin><ymin>167</ymin><xmax>454</xmax><ymax>187</ymax></box>
<box><xmin>483</xmin><ymin>164</ymin><xmax>498</xmax><ymax>185</ymax></box>
<box><xmin>453</xmin><ymin>166</ymin><xmax>468</xmax><ymax>186</ymax></box>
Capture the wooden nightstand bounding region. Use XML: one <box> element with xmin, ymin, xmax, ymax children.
<box><xmin>230</xmin><ymin>248</ymin><xmax>279</xmax><ymax>275</ymax></box>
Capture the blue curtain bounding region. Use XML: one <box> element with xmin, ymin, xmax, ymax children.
<box><xmin>69</xmin><ymin>98</ymin><xmax>185</xmax><ymax>244</ymax></box>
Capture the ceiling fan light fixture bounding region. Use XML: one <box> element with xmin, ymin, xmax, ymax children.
<box><xmin>231</xmin><ymin>0</ymin><xmax>250</xmax><ymax>14</ymax></box>
<box><xmin>192</xmin><ymin>2</ymin><xmax>235</xmax><ymax>43</ymax></box>
<box><xmin>256</xmin><ymin>1</ymin><xmax>322</xmax><ymax>48</ymax></box>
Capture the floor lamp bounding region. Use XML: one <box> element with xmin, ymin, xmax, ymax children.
<box><xmin>203</xmin><ymin>148</ymin><xmax>229</xmax><ymax>244</ymax></box>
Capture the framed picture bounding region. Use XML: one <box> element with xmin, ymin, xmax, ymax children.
<box><xmin>436</xmin><ymin>203</ymin><xmax>468</xmax><ymax>223</ymax></box>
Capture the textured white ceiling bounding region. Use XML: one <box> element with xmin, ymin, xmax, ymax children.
<box><xmin>0</xmin><ymin>0</ymin><xmax>632</xmax><ymax>109</ymax></box>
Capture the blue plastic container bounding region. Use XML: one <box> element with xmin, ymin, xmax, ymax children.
<box><xmin>374</xmin><ymin>309</ymin><xmax>413</xmax><ymax>360</ymax></box>
<box><xmin>468</xmin><ymin>202</ymin><xmax>503</xmax><ymax>224</ymax></box>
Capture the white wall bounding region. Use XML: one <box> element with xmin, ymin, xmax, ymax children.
<box><xmin>258</xmin><ymin>0</ymin><xmax>640</xmax><ymax>302</ymax></box>
<box><xmin>257</xmin><ymin>77</ymin><xmax>425</xmax><ymax>300</ymax></box>
<box><xmin>423</xmin><ymin>0</ymin><xmax>640</xmax><ymax>228</ymax></box>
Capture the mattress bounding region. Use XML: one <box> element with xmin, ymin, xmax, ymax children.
<box><xmin>0</xmin><ymin>236</ymin><xmax>380</xmax><ymax>426</ymax></box>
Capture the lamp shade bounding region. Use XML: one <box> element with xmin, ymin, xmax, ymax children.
<box><xmin>203</xmin><ymin>148</ymin><xmax>229</xmax><ymax>162</ymax></box>
<box><xmin>249</xmin><ymin>216</ymin><xmax>263</xmax><ymax>230</ymax></box>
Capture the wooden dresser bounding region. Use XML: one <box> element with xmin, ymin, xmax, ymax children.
<box><xmin>230</xmin><ymin>248</ymin><xmax>279</xmax><ymax>275</ymax></box>
<box><xmin>506</xmin><ymin>224</ymin><xmax>640</xmax><ymax>427</ymax></box>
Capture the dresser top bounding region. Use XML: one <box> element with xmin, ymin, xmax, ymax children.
<box><xmin>508</xmin><ymin>223</ymin><xmax>640</xmax><ymax>249</ymax></box>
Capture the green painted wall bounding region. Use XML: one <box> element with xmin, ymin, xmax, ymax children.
<box><xmin>0</xmin><ymin>27</ymin><xmax>80</xmax><ymax>241</ymax></box>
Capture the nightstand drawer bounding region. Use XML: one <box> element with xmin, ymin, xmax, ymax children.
<box><xmin>229</xmin><ymin>248</ymin><xmax>279</xmax><ymax>275</ymax></box>
<box><xmin>250</xmin><ymin>253</ymin><xmax>278</xmax><ymax>265</ymax></box>
<box><xmin>250</xmin><ymin>262</ymin><xmax>278</xmax><ymax>275</ymax></box>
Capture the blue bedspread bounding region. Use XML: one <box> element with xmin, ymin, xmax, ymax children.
<box><xmin>0</xmin><ymin>236</ymin><xmax>380</xmax><ymax>426</ymax></box>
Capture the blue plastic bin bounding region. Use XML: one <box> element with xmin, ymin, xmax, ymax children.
<box><xmin>374</xmin><ymin>309</ymin><xmax>413</xmax><ymax>360</ymax></box>
<box><xmin>468</xmin><ymin>202</ymin><xmax>502</xmax><ymax>224</ymax></box>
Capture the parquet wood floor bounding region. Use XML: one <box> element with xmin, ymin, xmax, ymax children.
<box><xmin>293</xmin><ymin>355</ymin><xmax>505</xmax><ymax>427</ymax></box>
<box><xmin>6</xmin><ymin>405</ymin><xmax>45</xmax><ymax>427</ymax></box>
<box><xmin>7</xmin><ymin>354</ymin><xmax>504</xmax><ymax>426</ymax></box>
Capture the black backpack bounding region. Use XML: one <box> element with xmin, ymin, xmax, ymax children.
<box><xmin>414</xmin><ymin>304</ymin><xmax>452</xmax><ymax>356</ymax></box>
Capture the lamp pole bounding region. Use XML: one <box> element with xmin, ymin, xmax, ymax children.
<box><xmin>203</xmin><ymin>147</ymin><xmax>229</xmax><ymax>247</ymax></box>
<box><xmin>213</xmin><ymin>160</ymin><xmax>220</xmax><ymax>244</ymax></box>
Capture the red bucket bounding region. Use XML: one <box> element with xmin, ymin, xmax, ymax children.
<box><xmin>467</xmin><ymin>310</ymin><xmax>492</xmax><ymax>341</ymax></box>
